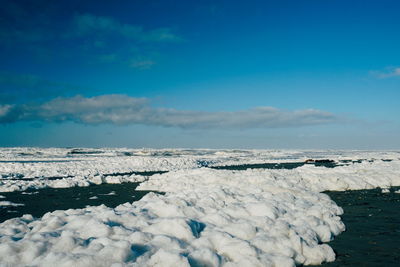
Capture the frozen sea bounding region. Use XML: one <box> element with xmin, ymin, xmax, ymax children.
<box><xmin>0</xmin><ymin>148</ymin><xmax>400</xmax><ymax>266</ymax></box>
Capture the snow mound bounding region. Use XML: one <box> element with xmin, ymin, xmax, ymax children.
<box><xmin>0</xmin><ymin>167</ymin><xmax>349</xmax><ymax>266</ymax></box>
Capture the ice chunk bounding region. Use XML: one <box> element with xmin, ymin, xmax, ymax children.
<box><xmin>0</xmin><ymin>201</ymin><xmax>24</xmax><ymax>207</ymax></box>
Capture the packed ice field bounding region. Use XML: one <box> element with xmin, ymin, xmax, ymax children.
<box><xmin>1</xmin><ymin>148</ymin><xmax>400</xmax><ymax>266</ymax></box>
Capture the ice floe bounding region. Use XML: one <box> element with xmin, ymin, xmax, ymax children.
<box><xmin>0</xmin><ymin>201</ymin><xmax>24</xmax><ymax>207</ymax></box>
<box><xmin>0</xmin><ymin>149</ymin><xmax>400</xmax><ymax>266</ymax></box>
<box><xmin>0</xmin><ymin>184</ymin><xmax>342</xmax><ymax>266</ymax></box>
<box><xmin>1</xmin><ymin>148</ymin><xmax>400</xmax><ymax>192</ymax></box>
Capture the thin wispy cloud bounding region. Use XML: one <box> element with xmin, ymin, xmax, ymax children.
<box><xmin>0</xmin><ymin>7</ymin><xmax>182</xmax><ymax>45</ymax></box>
<box><xmin>0</xmin><ymin>1</ymin><xmax>182</xmax><ymax>69</ymax></box>
<box><xmin>370</xmin><ymin>66</ymin><xmax>400</xmax><ymax>79</ymax></box>
<box><xmin>0</xmin><ymin>72</ymin><xmax>82</xmax><ymax>103</ymax></box>
<box><xmin>70</xmin><ymin>14</ymin><xmax>182</xmax><ymax>43</ymax></box>
<box><xmin>130</xmin><ymin>59</ymin><xmax>156</xmax><ymax>70</ymax></box>
<box><xmin>96</xmin><ymin>53</ymin><xmax>119</xmax><ymax>63</ymax></box>
<box><xmin>67</xmin><ymin>14</ymin><xmax>181</xmax><ymax>68</ymax></box>
<box><xmin>0</xmin><ymin>94</ymin><xmax>341</xmax><ymax>129</ymax></box>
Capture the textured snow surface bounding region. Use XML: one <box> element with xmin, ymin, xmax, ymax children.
<box><xmin>0</xmin><ymin>171</ymin><xmax>344</xmax><ymax>267</ymax></box>
<box><xmin>1</xmin><ymin>148</ymin><xmax>399</xmax><ymax>192</ymax></box>
<box><xmin>0</xmin><ymin>149</ymin><xmax>400</xmax><ymax>266</ymax></box>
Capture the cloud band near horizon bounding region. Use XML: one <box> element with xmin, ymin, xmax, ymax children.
<box><xmin>0</xmin><ymin>94</ymin><xmax>340</xmax><ymax>129</ymax></box>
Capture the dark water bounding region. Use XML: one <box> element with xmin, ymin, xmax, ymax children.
<box><xmin>322</xmin><ymin>187</ymin><xmax>400</xmax><ymax>267</ymax></box>
<box><xmin>211</xmin><ymin>161</ymin><xmax>338</xmax><ymax>170</ymax></box>
<box><xmin>0</xmin><ymin>183</ymin><xmax>159</xmax><ymax>223</ymax></box>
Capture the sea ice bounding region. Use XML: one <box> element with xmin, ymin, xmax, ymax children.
<box><xmin>1</xmin><ymin>148</ymin><xmax>399</xmax><ymax>192</ymax></box>
<box><xmin>0</xmin><ymin>201</ymin><xmax>24</xmax><ymax>207</ymax></box>
<box><xmin>0</xmin><ymin>149</ymin><xmax>400</xmax><ymax>266</ymax></box>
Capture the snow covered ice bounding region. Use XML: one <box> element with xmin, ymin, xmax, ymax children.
<box><xmin>0</xmin><ymin>200</ymin><xmax>24</xmax><ymax>207</ymax></box>
<box><xmin>0</xmin><ymin>148</ymin><xmax>400</xmax><ymax>266</ymax></box>
<box><xmin>1</xmin><ymin>148</ymin><xmax>399</xmax><ymax>193</ymax></box>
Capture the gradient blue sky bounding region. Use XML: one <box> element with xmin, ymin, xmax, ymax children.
<box><xmin>0</xmin><ymin>0</ymin><xmax>399</xmax><ymax>149</ymax></box>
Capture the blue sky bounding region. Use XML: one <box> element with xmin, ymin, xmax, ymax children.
<box><xmin>0</xmin><ymin>0</ymin><xmax>399</xmax><ymax>149</ymax></box>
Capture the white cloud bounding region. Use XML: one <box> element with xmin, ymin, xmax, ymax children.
<box><xmin>371</xmin><ymin>67</ymin><xmax>400</xmax><ymax>78</ymax></box>
<box><xmin>0</xmin><ymin>105</ymin><xmax>13</xmax><ymax>117</ymax></box>
<box><xmin>130</xmin><ymin>59</ymin><xmax>156</xmax><ymax>70</ymax></box>
<box><xmin>0</xmin><ymin>95</ymin><xmax>340</xmax><ymax>129</ymax></box>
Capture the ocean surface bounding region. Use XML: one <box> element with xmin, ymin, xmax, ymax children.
<box><xmin>324</xmin><ymin>187</ymin><xmax>400</xmax><ymax>267</ymax></box>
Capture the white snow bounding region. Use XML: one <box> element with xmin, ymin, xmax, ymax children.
<box><xmin>99</xmin><ymin>191</ymin><xmax>116</xmax><ymax>196</ymax></box>
<box><xmin>21</xmin><ymin>191</ymin><xmax>39</xmax><ymax>195</ymax></box>
<box><xmin>0</xmin><ymin>149</ymin><xmax>400</xmax><ymax>266</ymax></box>
<box><xmin>0</xmin><ymin>201</ymin><xmax>24</xmax><ymax>207</ymax></box>
<box><xmin>139</xmin><ymin>160</ymin><xmax>400</xmax><ymax>193</ymax></box>
<box><xmin>0</xmin><ymin>187</ymin><xmax>342</xmax><ymax>266</ymax></box>
<box><xmin>1</xmin><ymin>148</ymin><xmax>400</xmax><ymax>192</ymax></box>
<box><xmin>0</xmin><ymin>173</ymin><xmax>149</xmax><ymax>193</ymax></box>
